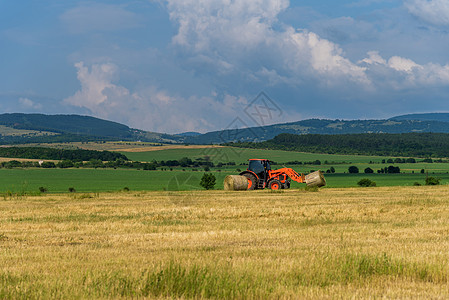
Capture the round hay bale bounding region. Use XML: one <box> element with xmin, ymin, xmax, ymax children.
<box><xmin>224</xmin><ymin>175</ymin><xmax>248</xmax><ymax>191</ymax></box>
<box><xmin>305</xmin><ymin>170</ymin><xmax>326</xmax><ymax>187</ymax></box>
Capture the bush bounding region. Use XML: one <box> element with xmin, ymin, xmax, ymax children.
<box><xmin>57</xmin><ymin>160</ymin><xmax>74</xmax><ymax>168</ymax></box>
<box><xmin>386</xmin><ymin>166</ymin><xmax>400</xmax><ymax>173</ymax></box>
<box><xmin>357</xmin><ymin>178</ymin><xmax>376</xmax><ymax>187</ymax></box>
<box><xmin>413</xmin><ymin>182</ymin><xmax>422</xmax><ymax>186</ymax></box>
<box><xmin>199</xmin><ymin>173</ymin><xmax>216</xmax><ymax>190</ymax></box>
<box><xmin>364</xmin><ymin>167</ymin><xmax>374</xmax><ymax>174</ymax></box>
<box><xmin>5</xmin><ymin>160</ymin><xmax>23</xmax><ymax>168</ymax></box>
<box><xmin>38</xmin><ymin>186</ymin><xmax>48</xmax><ymax>193</ymax></box>
<box><xmin>41</xmin><ymin>161</ymin><xmax>56</xmax><ymax>168</ymax></box>
<box><xmin>425</xmin><ymin>177</ymin><xmax>441</xmax><ymax>186</ymax></box>
<box><xmin>68</xmin><ymin>187</ymin><xmax>76</xmax><ymax>193</ymax></box>
<box><xmin>348</xmin><ymin>166</ymin><xmax>359</xmax><ymax>174</ymax></box>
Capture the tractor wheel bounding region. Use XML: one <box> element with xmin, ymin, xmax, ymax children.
<box><xmin>269</xmin><ymin>179</ymin><xmax>281</xmax><ymax>190</ymax></box>
<box><xmin>242</xmin><ymin>173</ymin><xmax>257</xmax><ymax>190</ymax></box>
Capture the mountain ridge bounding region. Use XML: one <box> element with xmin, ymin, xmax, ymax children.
<box><xmin>2</xmin><ymin>112</ymin><xmax>449</xmax><ymax>145</ymax></box>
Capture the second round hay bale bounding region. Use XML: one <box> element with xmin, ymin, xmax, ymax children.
<box><xmin>305</xmin><ymin>170</ymin><xmax>326</xmax><ymax>187</ymax></box>
<box><xmin>224</xmin><ymin>175</ymin><xmax>248</xmax><ymax>191</ymax></box>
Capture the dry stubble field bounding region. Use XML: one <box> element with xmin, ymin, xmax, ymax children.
<box><xmin>1</xmin><ymin>187</ymin><xmax>449</xmax><ymax>299</ymax></box>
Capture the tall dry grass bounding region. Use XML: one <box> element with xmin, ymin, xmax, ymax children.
<box><xmin>1</xmin><ymin>187</ymin><xmax>449</xmax><ymax>298</ymax></box>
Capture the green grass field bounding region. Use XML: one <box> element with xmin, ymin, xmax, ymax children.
<box><xmin>122</xmin><ymin>147</ymin><xmax>449</xmax><ymax>174</ymax></box>
<box><xmin>122</xmin><ymin>147</ymin><xmax>386</xmax><ymax>164</ymax></box>
<box><xmin>0</xmin><ymin>146</ymin><xmax>448</xmax><ymax>194</ymax></box>
<box><xmin>1</xmin><ymin>169</ymin><xmax>448</xmax><ymax>194</ymax></box>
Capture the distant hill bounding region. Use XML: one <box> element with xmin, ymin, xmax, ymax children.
<box><xmin>390</xmin><ymin>113</ymin><xmax>449</xmax><ymax>123</ymax></box>
<box><xmin>184</xmin><ymin>118</ymin><xmax>449</xmax><ymax>144</ymax></box>
<box><xmin>175</xmin><ymin>132</ymin><xmax>202</xmax><ymax>137</ymax></box>
<box><xmin>0</xmin><ymin>113</ymin><xmax>132</xmax><ymax>138</ymax></box>
<box><xmin>3</xmin><ymin>113</ymin><xmax>449</xmax><ymax>146</ymax></box>
<box><xmin>0</xmin><ymin>113</ymin><xmax>182</xmax><ymax>144</ymax></box>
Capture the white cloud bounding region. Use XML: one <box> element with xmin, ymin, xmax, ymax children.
<box><xmin>61</xmin><ymin>2</ymin><xmax>449</xmax><ymax>132</ymax></box>
<box><xmin>19</xmin><ymin>97</ymin><xmax>42</xmax><ymax>110</ymax></box>
<box><xmin>166</xmin><ymin>0</ymin><xmax>370</xmax><ymax>87</ymax></box>
<box><xmin>360</xmin><ymin>51</ymin><xmax>387</xmax><ymax>65</ymax></box>
<box><xmin>405</xmin><ymin>0</ymin><xmax>449</xmax><ymax>26</ymax></box>
<box><xmin>167</xmin><ymin>0</ymin><xmax>449</xmax><ymax>91</ymax></box>
<box><xmin>388</xmin><ymin>56</ymin><xmax>422</xmax><ymax>72</ymax></box>
<box><xmin>64</xmin><ymin>62</ymin><xmax>128</xmax><ymax>117</ymax></box>
<box><xmin>60</xmin><ymin>3</ymin><xmax>141</xmax><ymax>34</ymax></box>
<box><xmin>64</xmin><ymin>62</ymin><xmax>291</xmax><ymax>133</ymax></box>
<box><xmin>360</xmin><ymin>51</ymin><xmax>449</xmax><ymax>88</ymax></box>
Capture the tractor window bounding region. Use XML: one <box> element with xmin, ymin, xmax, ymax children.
<box><xmin>249</xmin><ymin>160</ymin><xmax>264</xmax><ymax>174</ymax></box>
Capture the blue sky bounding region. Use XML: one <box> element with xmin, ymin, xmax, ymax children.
<box><xmin>1</xmin><ymin>0</ymin><xmax>449</xmax><ymax>133</ymax></box>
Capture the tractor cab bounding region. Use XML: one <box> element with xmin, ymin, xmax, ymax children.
<box><xmin>248</xmin><ymin>159</ymin><xmax>271</xmax><ymax>174</ymax></box>
<box><xmin>245</xmin><ymin>159</ymin><xmax>272</xmax><ymax>189</ymax></box>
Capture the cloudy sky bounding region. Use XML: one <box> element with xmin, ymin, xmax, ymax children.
<box><xmin>1</xmin><ymin>0</ymin><xmax>449</xmax><ymax>133</ymax></box>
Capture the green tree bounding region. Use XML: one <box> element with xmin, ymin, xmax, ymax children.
<box><xmin>200</xmin><ymin>173</ymin><xmax>216</xmax><ymax>190</ymax></box>
<box><xmin>387</xmin><ymin>166</ymin><xmax>400</xmax><ymax>173</ymax></box>
<box><xmin>41</xmin><ymin>161</ymin><xmax>56</xmax><ymax>168</ymax></box>
<box><xmin>348</xmin><ymin>166</ymin><xmax>359</xmax><ymax>173</ymax></box>
<box><xmin>364</xmin><ymin>167</ymin><xmax>374</xmax><ymax>174</ymax></box>
<box><xmin>57</xmin><ymin>160</ymin><xmax>74</xmax><ymax>168</ymax></box>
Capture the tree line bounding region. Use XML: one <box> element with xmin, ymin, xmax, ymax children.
<box><xmin>0</xmin><ymin>156</ymin><xmax>238</xmax><ymax>171</ymax></box>
<box><xmin>0</xmin><ymin>147</ymin><xmax>128</xmax><ymax>161</ymax></box>
<box><xmin>225</xmin><ymin>132</ymin><xmax>449</xmax><ymax>157</ymax></box>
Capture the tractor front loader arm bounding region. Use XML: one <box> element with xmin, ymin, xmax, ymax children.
<box><xmin>272</xmin><ymin>168</ymin><xmax>305</xmax><ymax>183</ymax></box>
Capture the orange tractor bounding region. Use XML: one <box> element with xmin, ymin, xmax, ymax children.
<box><xmin>239</xmin><ymin>159</ymin><xmax>309</xmax><ymax>190</ymax></box>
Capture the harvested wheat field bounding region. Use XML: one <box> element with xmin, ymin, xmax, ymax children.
<box><xmin>1</xmin><ymin>187</ymin><xmax>449</xmax><ymax>298</ymax></box>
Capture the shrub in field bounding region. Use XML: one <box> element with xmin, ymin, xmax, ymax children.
<box><xmin>3</xmin><ymin>160</ymin><xmax>22</xmax><ymax>168</ymax></box>
<box><xmin>425</xmin><ymin>177</ymin><xmax>441</xmax><ymax>186</ymax></box>
<box><xmin>38</xmin><ymin>186</ymin><xmax>48</xmax><ymax>193</ymax></box>
<box><xmin>413</xmin><ymin>182</ymin><xmax>422</xmax><ymax>186</ymax></box>
<box><xmin>387</xmin><ymin>165</ymin><xmax>401</xmax><ymax>173</ymax></box>
<box><xmin>348</xmin><ymin>166</ymin><xmax>359</xmax><ymax>173</ymax></box>
<box><xmin>357</xmin><ymin>178</ymin><xmax>376</xmax><ymax>187</ymax></box>
<box><xmin>200</xmin><ymin>173</ymin><xmax>216</xmax><ymax>190</ymax></box>
<box><xmin>364</xmin><ymin>167</ymin><xmax>374</xmax><ymax>174</ymax></box>
<box><xmin>57</xmin><ymin>160</ymin><xmax>74</xmax><ymax>168</ymax></box>
<box><xmin>68</xmin><ymin>187</ymin><xmax>76</xmax><ymax>193</ymax></box>
<box><xmin>41</xmin><ymin>161</ymin><xmax>56</xmax><ymax>168</ymax></box>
